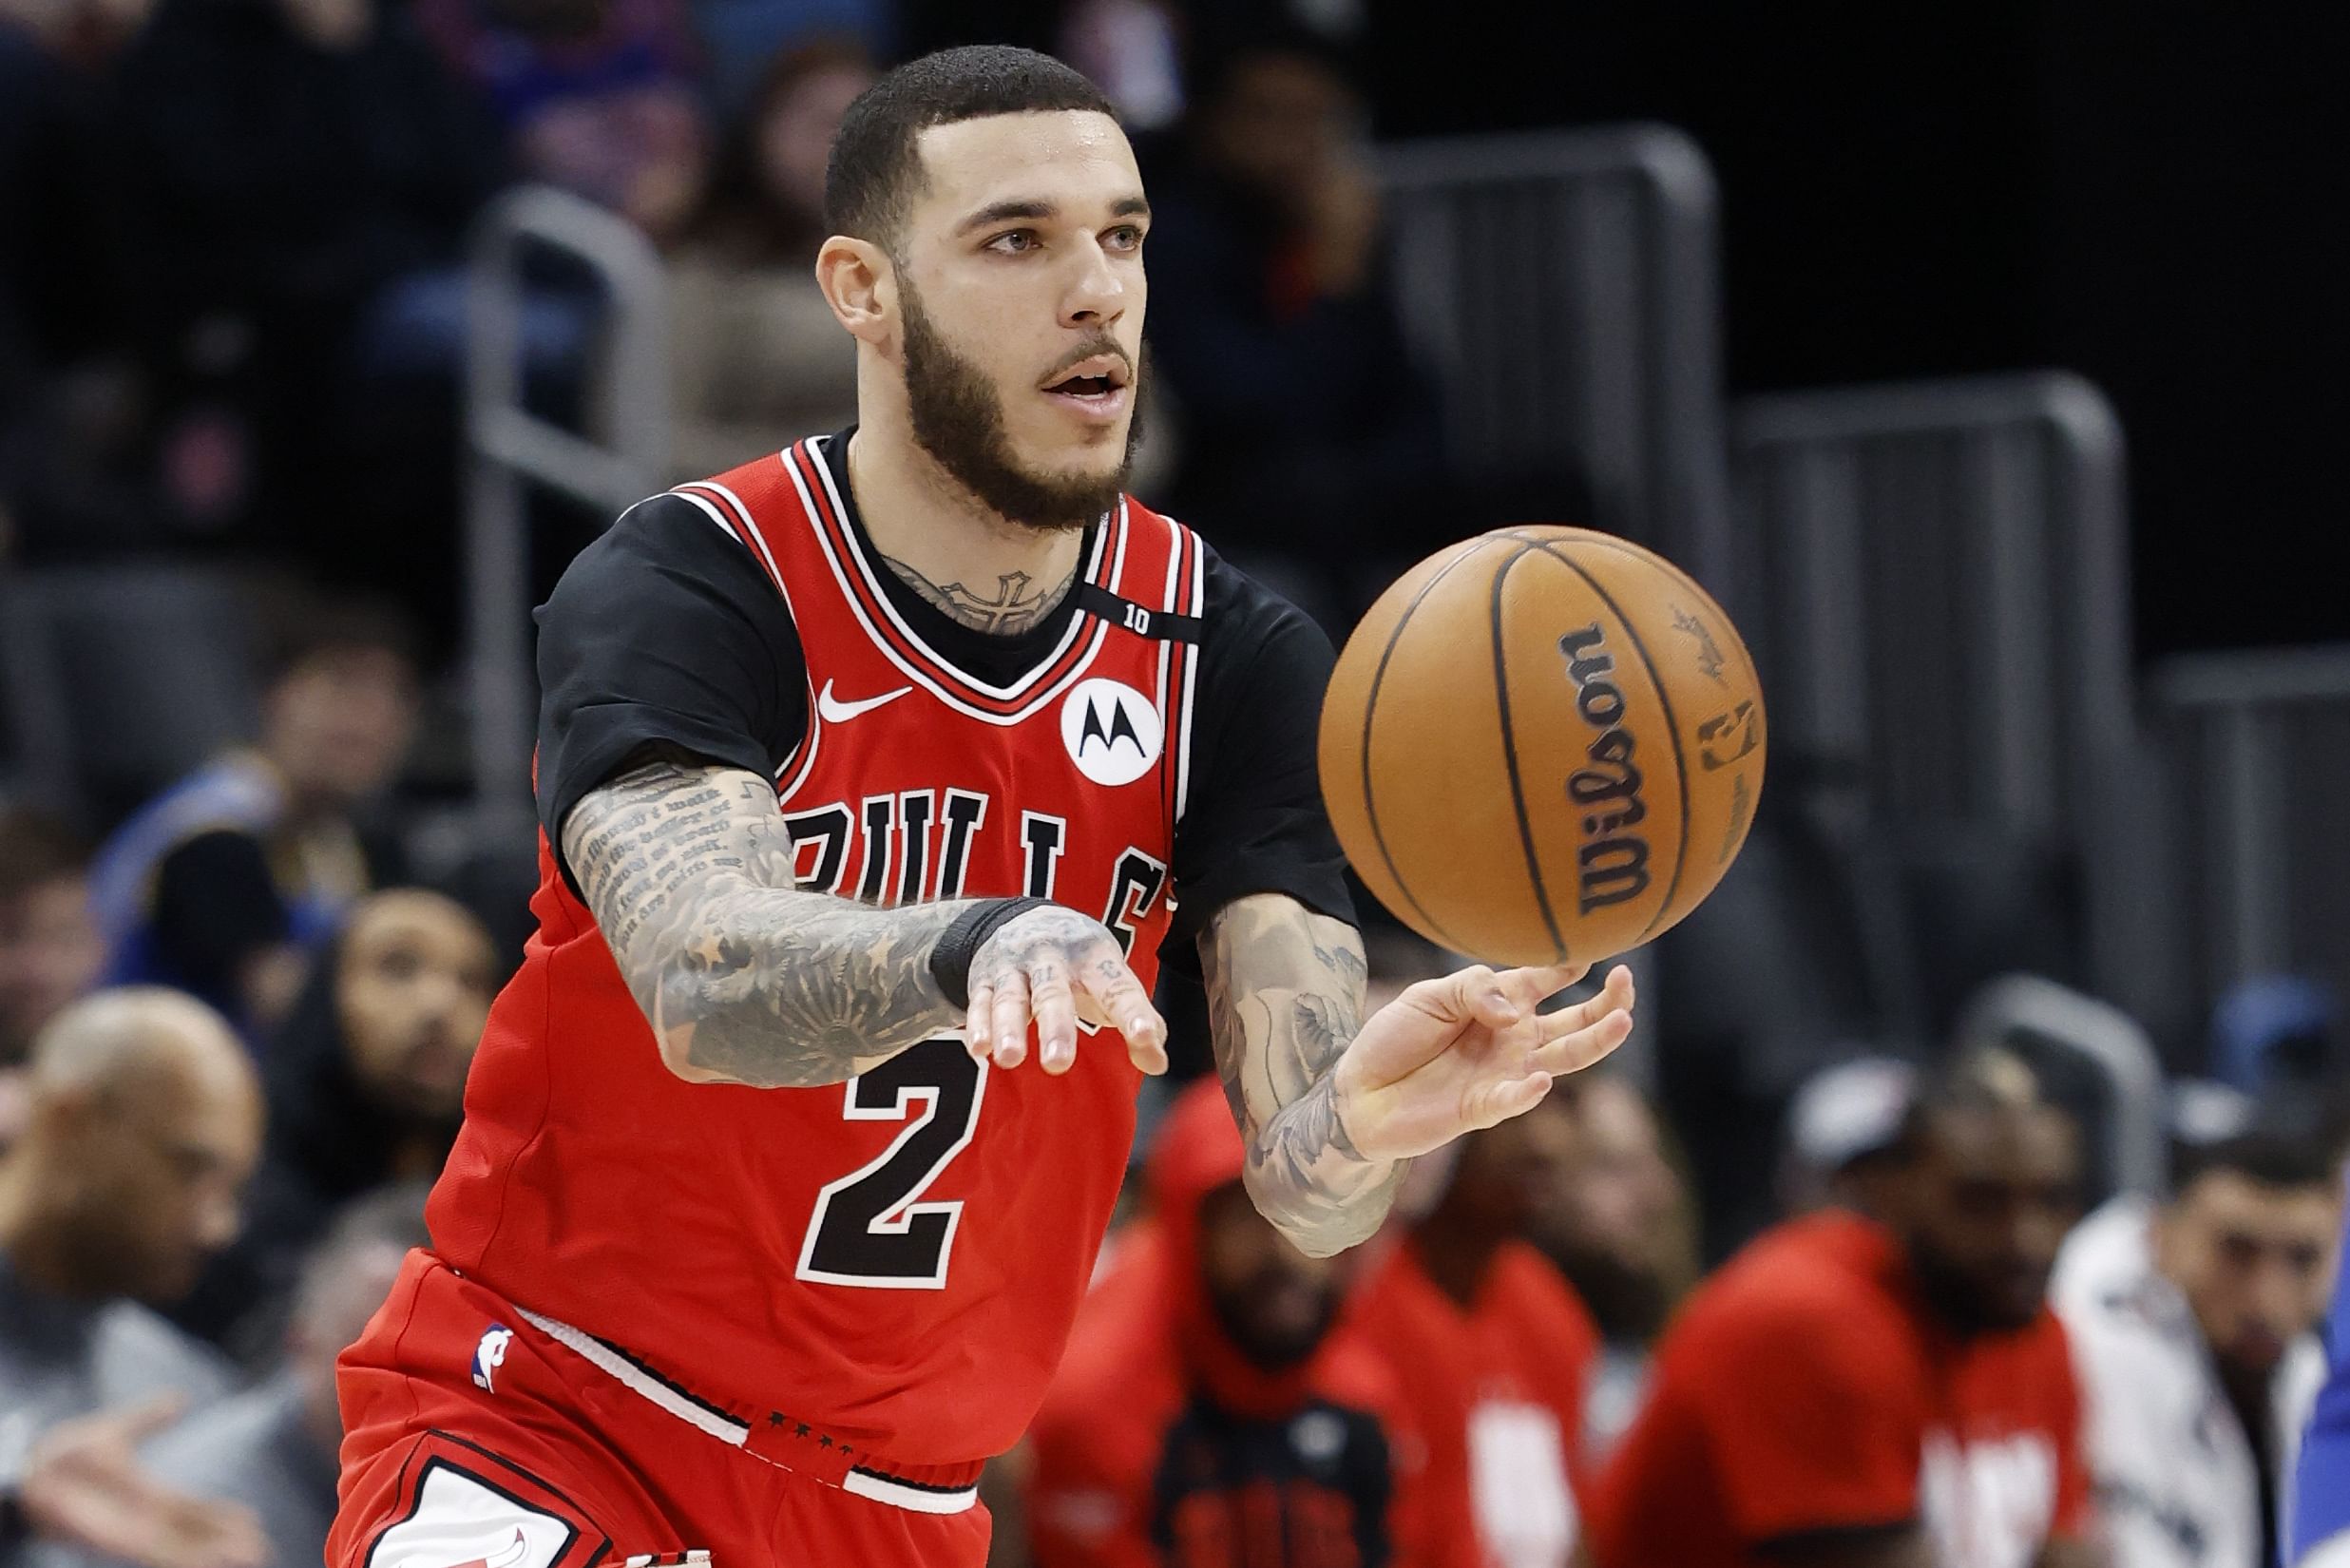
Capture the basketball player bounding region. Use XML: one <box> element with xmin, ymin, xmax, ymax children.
<box><xmin>328</xmin><ymin>46</ymin><xmax>1635</xmax><ymax>1568</ymax></box>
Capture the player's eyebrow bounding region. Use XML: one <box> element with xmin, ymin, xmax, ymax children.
<box><xmin>956</xmin><ymin>195</ymin><xmax>1151</xmax><ymax>234</ymax></box>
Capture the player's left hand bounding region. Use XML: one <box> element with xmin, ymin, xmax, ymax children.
<box><xmin>1330</xmin><ymin>962</ymin><xmax>1634</xmax><ymax>1163</ymax></box>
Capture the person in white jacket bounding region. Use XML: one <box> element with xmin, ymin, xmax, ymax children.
<box><xmin>2054</xmin><ymin>1132</ymin><xmax>2341</xmax><ymax>1568</ymax></box>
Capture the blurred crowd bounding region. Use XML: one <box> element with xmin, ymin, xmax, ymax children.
<box><xmin>3</xmin><ymin>0</ymin><xmax>2349</xmax><ymax>1565</ymax></box>
<box><xmin>0</xmin><ymin>0</ymin><xmax>1507</xmax><ymax>650</ymax></box>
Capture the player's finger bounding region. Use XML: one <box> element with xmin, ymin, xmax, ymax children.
<box><xmin>1541</xmin><ymin>964</ymin><xmax>1634</xmax><ymax>1036</ymax></box>
<box><xmin>1466</xmin><ymin>1070</ymin><xmax>1554</xmax><ymax>1129</ymax></box>
<box><xmin>963</xmin><ymin>981</ymin><xmax>995</xmax><ymax>1062</ymax></box>
<box><xmin>1529</xmin><ymin>1002</ymin><xmax>1634</xmax><ymax>1076</ymax></box>
<box><xmin>1408</xmin><ymin>965</ymin><xmax>1519</xmax><ymax>1028</ymax></box>
<box><xmin>1027</xmin><ymin>956</ymin><xmax>1079</xmax><ymax>1076</ymax></box>
<box><xmin>1497</xmin><ymin>961</ymin><xmax>1591</xmax><ymax>1010</ymax></box>
<box><xmin>989</xmin><ymin>969</ymin><xmax>1032</xmax><ymax>1069</ymax></box>
<box><xmin>1078</xmin><ymin>955</ymin><xmax>1169</xmax><ymax>1075</ymax></box>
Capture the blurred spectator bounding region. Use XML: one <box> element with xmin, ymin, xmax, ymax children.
<box><xmin>1351</xmin><ymin>1079</ymin><xmax>1597</xmax><ymax>1567</ymax></box>
<box><xmin>0</xmin><ymin>0</ymin><xmax>155</xmax><ymax>564</ymax></box>
<box><xmin>86</xmin><ymin>594</ymin><xmax>419</xmax><ymax>1038</ymax></box>
<box><xmin>1057</xmin><ymin>0</ymin><xmax>1182</xmax><ymax>132</ymax></box>
<box><xmin>1581</xmin><ymin>1051</ymin><xmax>2097</xmax><ymax>1568</ymax></box>
<box><xmin>1776</xmin><ymin>1054</ymin><xmax>1918</xmax><ymax>1217</ymax></box>
<box><xmin>692</xmin><ymin>0</ymin><xmax>886</xmax><ymax>126</ymax></box>
<box><xmin>665</xmin><ymin>37</ymin><xmax>872</xmax><ymax>479</ymax></box>
<box><xmin>131</xmin><ymin>1183</ymin><xmax>430</xmax><ymax>1568</ymax></box>
<box><xmin>106</xmin><ymin>0</ymin><xmax>504</xmax><ymax>563</ymax></box>
<box><xmin>2211</xmin><ymin>978</ymin><xmax>2337</xmax><ymax>1099</ymax></box>
<box><xmin>1026</xmin><ymin>1078</ymin><xmax>1424</xmax><ymax>1567</ymax></box>
<box><xmin>0</xmin><ymin>989</ymin><xmax>267</xmax><ymax>1568</ymax></box>
<box><xmin>413</xmin><ymin>0</ymin><xmax>709</xmax><ymax>243</ymax></box>
<box><xmin>170</xmin><ymin>890</ymin><xmax>492</xmax><ymax>1353</ymax></box>
<box><xmin>2210</xmin><ymin>979</ymin><xmax>2345</xmax><ymax>1160</ymax></box>
<box><xmin>0</xmin><ymin>810</ymin><xmax>104</xmax><ymax>1147</ymax></box>
<box><xmin>2055</xmin><ymin>1132</ymin><xmax>2340</xmax><ymax>1568</ymax></box>
<box><xmin>1531</xmin><ymin>1073</ymin><xmax>1698</xmax><ymax>1463</ymax></box>
<box><xmin>1141</xmin><ymin>23</ymin><xmax>1442</xmax><ymax>630</ymax></box>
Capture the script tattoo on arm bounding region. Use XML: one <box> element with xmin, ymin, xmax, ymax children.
<box><xmin>1199</xmin><ymin>893</ymin><xmax>1403</xmax><ymax>1257</ymax></box>
<box><xmin>562</xmin><ymin>750</ymin><xmax>970</xmax><ymax>1087</ymax></box>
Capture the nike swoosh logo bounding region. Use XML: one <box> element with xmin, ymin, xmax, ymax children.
<box><xmin>816</xmin><ymin>679</ymin><xmax>914</xmax><ymax>723</ymax></box>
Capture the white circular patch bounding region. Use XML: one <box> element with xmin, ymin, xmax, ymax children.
<box><xmin>1290</xmin><ymin>1409</ymin><xmax>1347</xmax><ymax>1465</ymax></box>
<box><xmin>1060</xmin><ymin>677</ymin><xmax>1163</xmax><ymax>787</ymax></box>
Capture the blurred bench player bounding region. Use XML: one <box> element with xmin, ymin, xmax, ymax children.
<box><xmin>1577</xmin><ymin>1052</ymin><xmax>2101</xmax><ymax>1568</ymax></box>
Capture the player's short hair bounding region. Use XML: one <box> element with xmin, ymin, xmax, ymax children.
<box><xmin>825</xmin><ymin>45</ymin><xmax>1116</xmax><ymax>250</ymax></box>
<box><xmin>2171</xmin><ymin>1128</ymin><xmax>2338</xmax><ymax>1199</ymax></box>
<box><xmin>0</xmin><ymin>804</ymin><xmax>92</xmax><ymax>903</ymax></box>
<box><xmin>1891</xmin><ymin>1042</ymin><xmax>2058</xmax><ymax>1158</ymax></box>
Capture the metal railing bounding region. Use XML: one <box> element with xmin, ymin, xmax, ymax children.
<box><xmin>2148</xmin><ymin>645</ymin><xmax>2350</xmax><ymax>1043</ymax></box>
<box><xmin>1379</xmin><ymin>125</ymin><xmax>1731</xmax><ymax>590</ymax></box>
<box><xmin>1729</xmin><ymin>373</ymin><xmax>2167</xmax><ymax>1028</ymax></box>
<box><xmin>1956</xmin><ymin>973</ymin><xmax>2168</xmax><ymax>1199</ymax></box>
<box><xmin>464</xmin><ymin>184</ymin><xmax>673</xmax><ymax>836</ymax></box>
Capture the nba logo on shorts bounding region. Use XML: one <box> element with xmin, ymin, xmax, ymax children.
<box><xmin>470</xmin><ymin>1325</ymin><xmax>513</xmax><ymax>1393</ymax></box>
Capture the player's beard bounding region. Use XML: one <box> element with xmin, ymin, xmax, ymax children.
<box><xmin>900</xmin><ymin>279</ymin><xmax>1146</xmax><ymax>533</ymax></box>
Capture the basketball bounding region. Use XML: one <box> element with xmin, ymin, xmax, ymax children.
<box><xmin>1318</xmin><ymin>526</ymin><xmax>1767</xmax><ymax>968</ymax></box>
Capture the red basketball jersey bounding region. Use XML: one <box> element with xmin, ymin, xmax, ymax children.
<box><xmin>427</xmin><ymin>437</ymin><xmax>1206</xmax><ymax>1467</ymax></box>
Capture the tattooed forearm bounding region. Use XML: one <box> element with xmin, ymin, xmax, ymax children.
<box><xmin>1199</xmin><ymin>893</ymin><xmax>1401</xmax><ymax>1257</ymax></box>
<box><xmin>877</xmin><ymin>556</ymin><xmax>1078</xmax><ymax>636</ymax></box>
<box><xmin>562</xmin><ymin>751</ymin><xmax>971</xmax><ymax>1087</ymax></box>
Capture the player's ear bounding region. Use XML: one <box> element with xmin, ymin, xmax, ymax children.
<box><xmin>817</xmin><ymin>236</ymin><xmax>895</xmax><ymax>350</ymax></box>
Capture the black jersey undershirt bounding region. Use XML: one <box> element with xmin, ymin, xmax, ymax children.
<box><xmin>532</xmin><ymin>430</ymin><xmax>1353</xmax><ymax>970</ymax></box>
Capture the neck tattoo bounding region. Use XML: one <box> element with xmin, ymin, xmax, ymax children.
<box><xmin>880</xmin><ymin>556</ymin><xmax>1079</xmax><ymax>637</ymax></box>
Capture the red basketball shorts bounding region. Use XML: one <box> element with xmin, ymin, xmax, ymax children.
<box><xmin>328</xmin><ymin>1252</ymin><xmax>993</xmax><ymax>1568</ymax></box>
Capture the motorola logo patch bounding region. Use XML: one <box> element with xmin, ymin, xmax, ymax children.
<box><xmin>1060</xmin><ymin>678</ymin><xmax>1163</xmax><ymax>787</ymax></box>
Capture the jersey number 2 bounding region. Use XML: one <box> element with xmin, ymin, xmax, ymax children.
<box><xmin>794</xmin><ymin>1040</ymin><xmax>984</xmax><ymax>1289</ymax></box>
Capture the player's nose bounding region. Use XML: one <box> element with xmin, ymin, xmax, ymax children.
<box><xmin>1060</xmin><ymin>239</ymin><xmax>1126</xmax><ymax>327</ymax></box>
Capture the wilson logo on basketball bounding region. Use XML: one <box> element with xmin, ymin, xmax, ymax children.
<box><xmin>1557</xmin><ymin>623</ymin><xmax>1653</xmax><ymax>915</ymax></box>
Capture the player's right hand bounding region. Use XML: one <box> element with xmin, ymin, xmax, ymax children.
<box><xmin>964</xmin><ymin>905</ymin><xmax>1169</xmax><ymax>1078</ymax></box>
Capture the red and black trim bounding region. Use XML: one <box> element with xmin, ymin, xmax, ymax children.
<box><xmin>1152</xmin><ymin>517</ymin><xmax>1204</xmax><ymax>836</ymax></box>
<box><xmin>359</xmin><ymin>1435</ymin><xmax>610</xmax><ymax>1568</ymax></box>
<box><xmin>793</xmin><ymin>440</ymin><xmax>1123</xmax><ymax>716</ymax></box>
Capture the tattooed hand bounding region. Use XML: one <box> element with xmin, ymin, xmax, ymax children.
<box><xmin>1332</xmin><ymin>962</ymin><xmax>1634</xmax><ymax>1162</ymax></box>
<box><xmin>1202</xmin><ymin>892</ymin><xmax>1634</xmax><ymax>1256</ymax></box>
<box><xmin>963</xmin><ymin>906</ymin><xmax>1170</xmax><ymax>1076</ymax></box>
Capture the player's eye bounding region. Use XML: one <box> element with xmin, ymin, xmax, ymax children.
<box><xmin>1104</xmin><ymin>224</ymin><xmax>1145</xmax><ymax>252</ymax></box>
<box><xmin>985</xmin><ymin>229</ymin><xmax>1040</xmax><ymax>255</ymax></box>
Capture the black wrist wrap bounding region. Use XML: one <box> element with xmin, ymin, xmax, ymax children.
<box><xmin>928</xmin><ymin>896</ymin><xmax>1057</xmax><ymax>1012</ymax></box>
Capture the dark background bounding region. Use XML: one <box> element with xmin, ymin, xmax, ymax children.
<box><xmin>913</xmin><ymin>0</ymin><xmax>2350</xmax><ymax>661</ymax></box>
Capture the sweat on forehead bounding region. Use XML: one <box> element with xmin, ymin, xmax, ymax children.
<box><xmin>823</xmin><ymin>44</ymin><xmax>1117</xmax><ymax>244</ymax></box>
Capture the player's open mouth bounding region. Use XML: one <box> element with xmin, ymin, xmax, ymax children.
<box><xmin>1041</xmin><ymin>357</ymin><xmax>1131</xmax><ymax>422</ymax></box>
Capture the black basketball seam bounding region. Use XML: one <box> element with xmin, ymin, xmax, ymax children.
<box><xmin>1357</xmin><ymin>541</ymin><xmax>1496</xmax><ymax>954</ymax></box>
<box><xmin>1530</xmin><ymin>542</ymin><xmax>1693</xmax><ymax>947</ymax></box>
<box><xmin>1490</xmin><ymin>543</ymin><xmax>1567</xmax><ymax>962</ymax></box>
